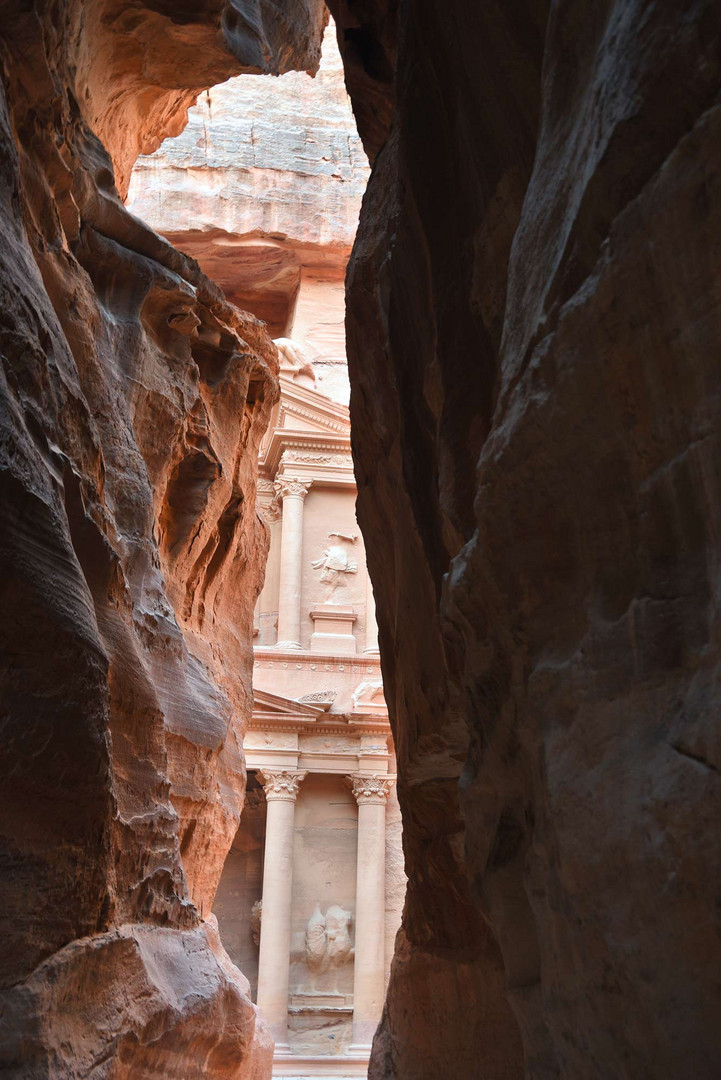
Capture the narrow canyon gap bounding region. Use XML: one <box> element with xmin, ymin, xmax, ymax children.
<box><xmin>1</xmin><ymin>4</ymin><xmax>720</xmax><ymax>1080</ymax></box>
<box><xmin>126</xmin><ymin>32</ymin><xmax>406</xmax><ymax>1075</ymax></box>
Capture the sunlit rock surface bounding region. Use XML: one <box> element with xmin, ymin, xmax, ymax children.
<box><xmin>0</xmin><ymin>1</ymin><xmax>326</xmax><ymax>1075</ymax></box>
<box><xmin>128</xmin><ymin>20</ymin><xmax>368</xmax><ymax>404</ymax></box>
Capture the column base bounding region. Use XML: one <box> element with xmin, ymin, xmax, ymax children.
<box><xmin>274</xmin><ymin>640</ymin><xmax>303</xmax><ymax>650</ymax></box>
<box><xmin>273</xmin><ymin>1042</ymin><xmax>293</xmax><ymax>1058</ymax></box>
<box><xmin>349</xmin><ymin>1016</ymin><xmax>380</xmax><ymax>1048</ymax></box>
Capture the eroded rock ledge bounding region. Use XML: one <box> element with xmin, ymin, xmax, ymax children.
<box><xmin>0</xmin><ymin>1</ymin><xmax>324</xmax><ymax>1075</ymax></box>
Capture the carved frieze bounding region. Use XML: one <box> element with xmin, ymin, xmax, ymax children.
<box><xmin>298</xmin><ymin>690</ymin><xmax>338</xmax><ymax>704</ymax></box>
<box><xmin>281</xmin><ymin>450</ymin><xmax>354</xmax><ymax>468</ymax></box>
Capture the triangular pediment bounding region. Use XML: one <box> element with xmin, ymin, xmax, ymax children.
<box><xmin>276</xmin><ymin>376</ymin><xmax>350</xmax><ymax>436</ymax></box>
<box><xmin>252</xmin><ymin>688</ymin><xmax>328</xmax><ymax>718</ymax></box>
<box><xmin>258</xmin><ymin>371</ymin><xmax>354</xmax><ymax>485</ymax></box>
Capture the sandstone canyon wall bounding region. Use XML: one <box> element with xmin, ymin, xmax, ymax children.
<box><xmin>127</xmin><ymin>25</ymin><xmax>369</xmax><ymax>403</ymax></box>
<box><xmin>327</xmin><ymin>0</ymin><xmax>721</xmax><ymax>1077</ymax></box>
<box><xmin>0</xmin><ymin>2</ymin><xmax>326</xmax><ymax>1076</ymax></box>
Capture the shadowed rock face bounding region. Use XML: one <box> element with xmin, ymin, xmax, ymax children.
<box><xmin>0</xmin><ymin>1</ymin><xmax>325</xmax><ymax>1075</ymax></box>
<box><xmin>329</xmin><ymin>1</ymin><xmax>721</xmax><ymax>1077</ymax></box>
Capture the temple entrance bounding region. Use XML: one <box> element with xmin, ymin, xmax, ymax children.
<box><xmin>126</xmin><ymin>20</ymin><xmax>404</xmax><ymax>1078</ymax></box>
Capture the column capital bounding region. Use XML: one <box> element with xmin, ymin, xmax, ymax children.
<box><xmin>274</xmin><ymin>475</ymin><xmax>311</xmax><ymax>501</ymax></box>
<box><xmin>259</xmin><ymin>769</ymin><xmax>307</xmax><ymax>802</ymax></box>
<box><xmin>347</xmin><ymin>774</ymin><xmax>394</xmax><ymax>805</ymax></box>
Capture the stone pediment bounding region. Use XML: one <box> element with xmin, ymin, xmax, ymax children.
<box><xmin>253</xmin><ymin>688</ymin><xmax>329</xmax><ymax>723</ymax></box>
<box><xmin>259</xmin><ymin>375</ymin><xmax>354</xmax><ymax>483</ymax></box>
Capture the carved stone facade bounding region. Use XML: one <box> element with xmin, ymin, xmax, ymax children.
<box><xmin>213</xmin><ymin>358</ymin><xmax>405</xmax><ymax>1077</ymax></box>
<box><xmin>253</xmin><ymin>342</ymin><xmax>375</xmax><ymax>661</ymax></box>
<box><xmin>259</xmin><ymin>769</ymin><xmax>308</xmax><ymax>802</ymax></box>
<box><xmin>127</xmin><ymin>22</ymin><xmax>403</xmax><ymax>1074</ymax></box>
<box><xmin>347</xmin><ymin>775</ymin><xmax>394</xmax><ymax>805</ymax></box>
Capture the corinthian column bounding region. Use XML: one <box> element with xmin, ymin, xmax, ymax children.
<box><xmin>274</xmin><ymin>476</ymin><xmax>311</xmax><ymax>649</ymax></box>
<box><xmin>256</xmin><ymin>769</ymin><xmax>306</xmax><ymax>1052</ymax></box>
<box><xmin>347</xmin><ymin>774</ymin><xmax>394</xmax><ymax>1052</ymax></box>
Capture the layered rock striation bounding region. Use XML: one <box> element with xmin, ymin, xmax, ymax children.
<box><xmin>330</xmin><ymin>1</ymin><xmax>721</xmax><ymax>1077</ymax></box>
<box><xmin>0</xmin><ymin>1</ymin><xmax>325</xmax><ymax>1075</ymax></box>
<box><xmin>127</xmin><ymin>23</ymin><xmax>369</xmax><ymax>402</ymax></box>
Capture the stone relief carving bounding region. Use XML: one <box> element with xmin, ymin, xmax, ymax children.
<box><xmin>275</xmin><ymin>337</ymin><xmax>316</xmax><ymax>388</ymax></box>
<box><xmin>328</xmin><ymin>531</ymin><xmax>357</xmax><ymax>543</ymax></box>
<box><xmin>305</xmin><ymin>902</ymin><xmax>354</xmax><ymax>976</ymax></box>
<box><xmin>250</xmin><ymin>899</ymin><xmax>262</xmax><ymax>946</ymax></box>
<box><xmin>312</xmin><ymin>535</ymin><xmax>358</xmax><ymax>599</ymax></box>
<box><xmin>261</xmin><ymin>500</ymin><xmax>282</xmax><ymax>524</ymax></box>
<box><xmin>347</xmin><ymin>774</ymin><xmax>394</xmax><ymax>805</ymax></box>
<box><xmin>298</xmin><ymin>690</ymin><xmax>338</xmax><ymax>704</ymax></box>
<box><xmin>352</xmin><ymin>679</ymin><xmax>385</xmax><ymax>708</ymax></box>
<box><xmin>282</xmin><ymin>451</ymin><xmax>353</xmax><ymax>467</ymax></box>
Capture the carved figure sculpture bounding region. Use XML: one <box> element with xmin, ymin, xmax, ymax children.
<box><xmin>305</xmin><ymin>902</ymin><xmax>328</xmax><ymax>972</ymax></box>
<box><xmin>305</xmin><ymin>902</ymin><xmax>354</xmax><ymax>975</ymax></box>
<box><xmin>312</xmin><ymin>539</ymin><xmax>358</xmax><ymax>596</ymax></box>
<box><xmin>274</xmin><ymin>337</ymin><xmax>316</xmax><ymax>389</ymax></box>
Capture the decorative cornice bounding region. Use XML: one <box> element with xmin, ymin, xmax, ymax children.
<box><xmin>260</xmin><ymin>431</ymin><xmax>355</xmax><ymax>483</ymax></box>
<box><xmin>254</xmin><ymin>649</ymin><xmax>381</xmax><ymax>669</ymax></box>
<box><xmin>274</xmin><ymin>476</ymin><xmax>311</xmax><ymax>500</ymax></box>
<box><xmin>281</xmin><ymin>450</ymin><xmax>353</xmax><ymax>467</ymax></box>
<box><xmin>250</xmin><ymin>720</ymin><xmax>391</xmax><ymax>737</ymax></box>
<box><xmin>347</xmin><ymin>774</ymin><xmax>394</xmax><ymax>805</ymax></box>
<box><xmin>258</xmin><ymin>769</ymin><xmax>307</xmax><ymax>802</ymax></box>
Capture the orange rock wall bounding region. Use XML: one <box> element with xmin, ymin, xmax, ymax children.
<box><xmin>330</xmin><ymin>1</ymin><xmax>721</xmax><ymax>1077</ymax></box>
<box><xmin>0</xmin><ymin>1</ymin><xmax>325</xmax><ymax>1075</ymax></box>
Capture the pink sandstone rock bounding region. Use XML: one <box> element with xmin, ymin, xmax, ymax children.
<box><xmin>127</xmin><ymin>20</ymin><xmax>368</xmax><ymax>402</ymax></box>
<box><xmin>0</xmin><ymin>0</ymin><xmax>326</xmax><ymax>1075</ymax></box>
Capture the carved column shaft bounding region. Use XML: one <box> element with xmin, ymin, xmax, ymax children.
<box><xmin>275</xmin><ymin>477</ymin><xmax>310</xmax><ymax>649</ymax></box>
<box><xmin>256</xmin><ymin>769</ymin><xmax>306</xmax><ymax>1052</ymax></box>
<box><xmin>348</xmin><ymin>774</ymin><xmax>393</xmax><ymax>1051</ymax></box>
